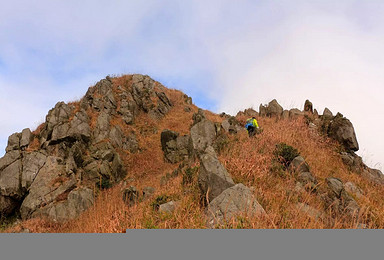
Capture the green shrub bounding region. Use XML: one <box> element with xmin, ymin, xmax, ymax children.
<box><xmin>151</xmin><ymin>194</ymin><xmax>170</xmax><ymax>210</ymax></box>
<box><xmin>273</xmin><ymin>143</ymin><xmax>300</xmax><ymax>169</ymax></box>
<box><xmin>96</xmin><ymin>176</ymin><xmax>112</xmax><ymax>190</ymax></box>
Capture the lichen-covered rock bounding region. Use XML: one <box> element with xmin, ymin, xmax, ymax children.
<box><xmin>190</xmin><ymin>119</ymin><xmax>216</xmax><ymax>154</ymax></box>
<box><xmin>161</xmin><ymin>130</ymin><xmax>192</xmax><ymax>163</ymax></box>
<box><xmin>198</xmin><ymin>146</ymin><xmax>235</xmax><ymax>202</ymax></box>
<box><xmin>94</xmin><ymin>111</ymin><xmax>111</xmax><ymax>142</ymax></box>
<box><xmin>21</xmin><ymin>151</ymin><xmax>47</xmax><ymax>190</ymax></box>
<box><xmin>43</xmin><ymin>187</ymin><xmax>94</xmax><ymax>222</ymax></box>
<box><xmin>0</xmin><ymin>159</ymin><xmax>22</xmax><ymax>199</ymax></box>
<box><xmin>207</xmin><ymin>184</ymin><xmax>265</xmax><ymax>228</ymax></box>
<box><xmin>20</xmin><ymin>156</ymin><xmax>77</xmax><ymax>220</ymax></box>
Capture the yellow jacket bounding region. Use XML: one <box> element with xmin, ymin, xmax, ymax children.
<box><xmin>246</xmin><ymin>118</ymin><xmax>259</xmax><ymax>128</ymax></box>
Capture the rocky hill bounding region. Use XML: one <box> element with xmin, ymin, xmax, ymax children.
<box><xmin>1</xmin><ymin>74</ymin><xmax>384</xmax><ymax>232</ymax></box>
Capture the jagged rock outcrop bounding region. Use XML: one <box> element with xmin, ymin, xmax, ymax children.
<box><xmin>260</xmin><ymin>99</ymin><xmax>283</xmax><ymax>118</ymax></box>
<box><xmin>221</xmin><ymin>116</ymin><xmax>242</xmax><ymax>134</ymax></box>
<box><xmin>192</xmin><ymin>108</ymin><xmax>206</xmax><ymax>125</ymax></box>
<box><xmin>322</xmin><ymin>108</ymin><xmax>333</xmax><ymax>119</ymax></box>
<box><xmin>207</xmin><ymin>183</ymin><xmax>265</xmax><ymax>227</ymax></box>
<box><xmin>190</xmin><ymin>119</ymin><xmax>216</xmax><ymax>154</ymax></box>
<box><xmin>42</xmin><ymin>187</ymin><xmax>94</xmax><ymax>222</ymax></box>
<box><xmin>0</xmin><ymin>74</ymin><xmax>174</xmax><ymax>221</ymax></box>
<box><xmin>328</xmin><ymin>114</ymin><xmax>359</xmax><ymax>152</ymax></box>
<box><xmin>198</xmin><ymin>146</ymin><xmax>235</xmax><ymax>202</ymax></box>
<box><xmin>236</xmin><ymin>108</ymin><xmax>258</xmax><ymax>118</ymax></box>
<box><xmin>304</xmin><ymin>100</ymin><xmax>313</xmax><ymax>113</ymax></box>
<box><xmin>321</xmin><ymin>177</ymin><xmax>360</xmax><ymax>217</ymax></box>
<box><xmin>20</xmin><ymin>156</ymin><xmax>77</xmax><ymax>219</ymax></box>
<box><xmin>289</xmin><ymin>156</ymin><xmax>317</xmax><ymax>191</ymax></box>
<box><xmin>161</xmin><ymin>130</ymin><xmax>192</xmax><ymax>163</ymax></box>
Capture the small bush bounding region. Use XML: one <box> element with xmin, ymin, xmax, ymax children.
<box><xmin>96</xmin><ymin>176</ymin><xmax>112</xmax><ymax>190</ymax></box>
<box><xmin>273</xmin><ymin>143</ymin><xmax>300</xmax><ymax>169</ymax></box>
<box><xmin>182</xmin><ymin>166</ymin><xmax>199</xmax><ymax>185</ymax></box>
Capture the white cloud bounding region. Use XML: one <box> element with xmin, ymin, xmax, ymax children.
<box><xmin>0</xmin><ymin>1</ymin><xmax>383</xmax><ymax>171</ymax></box>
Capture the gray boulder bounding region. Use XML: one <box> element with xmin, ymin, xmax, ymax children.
<box><xmin>192</xmin><ymin>108</ymin><xmax>206</xmax><ymax>125</ymax></box>
<box><xmin>266</xmin><ymin>99</ymin><xmax>283</xmax><ymax>117</ymax></box>
<box><xmin>296</xmin><ymin>203</ymin><xmax>325</xmax><ymax>220</ymax></box>
<box><xmin>43</xmin><ymin>187</ymin><xmax>94</xmax><ymax>222</ymax></box>
<box><xmin>304</xmin><ymin>100</ymin><xmax>313</xmax><ymax>113</ymax></box>
<box><xmin>21</xmin><ymin>151</ymin><xmax>47</xmax><ymax>190</ymax></box>
<box><xmin>190</xmin><ymin>119</ymin><xmax>216</xmax><ymax>154</ymax></box>
<box><xmin>20</xmin><ymin>128</ymin><xmax>33</xmax><ymax>148</ymax></box>
<box><xmin>282</xmin><ymin>110</ymin><xmax>289</xmax><ymax>119</ymax></box>
<box><xmin>0</xmin><ymin>159</ymin><xmax>23</xmax><ymax>199</ymax></box>
<box><xmin>259</xmin><ymin>104</ymin><xmax>267</xmax><ymax>117</ymax></box>
<box><xmin>94</xmin><ymin>111</ymin><xmax>111</xmax><ymax>142</ymax></box>
<box><xmin>20</xmin><ymin>156</ymin><xmax>77</xmax><ymax>219</ymax></box>
<box><xmin>323</xmin><ymin>108</ymin><xmax>333</xmax><ymax>119</ymax></box>
<box><xmin>328</xmin><ymin>116</ymin><xmax>359</xmax><ymax>151</ymax></box>
<box><xmin>243</xmin><ymin>108</ymin><xmax>258</xmax><ymax>117</ymax></box>
<box><xmin>322</xmin><ymin>177</ymin><xmax>360</xmax><ymax>217</ymax></box>
<box><xmin>198</xmin><ymin>146</ymin><xmax>235</xmax><ymax>202</ymax></box>
<box><xmin>362</xmin><ymin>168</ymin><xmax>384</xmax><ymax>185</ymax></box>
<box><xmin>161</xmin><ymin>130</ymin><xmax>192</xmax><ymax>163</ymax></box>
<box><xmin>340</xmin><ymin>152</ymin><xmax>364</xmax><ymax>173</ymax></box>
<box><xmin>289</xmin><ymin>108</ymin><xmax>304</xmax><ymax>119</ymax></box>
<box><xmin>207</xmin><ymin>184</ymin><xmax>265</xmax><ymax>228</ymax></box>
<box><xmin>344</xmin><ymin>182</ymin><xmax>364</xmax><ymax>199</ymax></box>
<box><xmin>297</xmin><ymin>172</ymin><xmax>317</xmax><ymax>191</ymax></box>
<box><xmin>0</xmin><ymin>150</ymin><xmax>21</xmax><ymax>172</ymax></box>
<box><xmin>6</xmin><ymin>133</ymin><xmax>21</xmax><ymax>152</ymax></box>
<box><xmin>159</xmin><ymin>201</ymin><xmax>179</xmax><ymax>214</ymax></box>
<box><xmin>41</xmin><ymin>102</ymin><xmax>72</xmax><ymax>144</ymax></box>
<box><xmin>289</xmin><ymin>156</ymin><xmax>310</xmax><ymax>174</ymax></box>
<box><xmin>67</xmin><ymin>110</ymin><xmax>91</xmax><ymax>141</ymax></box>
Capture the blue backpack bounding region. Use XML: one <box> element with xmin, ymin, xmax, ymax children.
<box><xmin>245</xmin><ymin>119</ymin><xmax>254</xmax><ymax>130</ymax></box>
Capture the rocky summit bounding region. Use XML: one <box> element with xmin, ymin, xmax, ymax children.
<box><xmin>1</xmin><ymin>74</ymin><xmax>383</xmax><ymax>231</ymax></box>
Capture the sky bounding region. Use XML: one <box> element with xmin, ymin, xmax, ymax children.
<box><xmin>0</xmin><ymin>0</ymin><xmax>383</xmax><ymax>171</ymax></box>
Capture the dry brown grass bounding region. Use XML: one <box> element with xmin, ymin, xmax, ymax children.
<box><xmin>4</xmin><ymin>75</ymin><xmax>384</xmax><ymax>232</ymax></box>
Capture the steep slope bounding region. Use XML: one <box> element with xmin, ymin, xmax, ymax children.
<box><xmin>1</xmin><ymin>74</ymin><xmax>384</xmax><ymax>232</ymax></box>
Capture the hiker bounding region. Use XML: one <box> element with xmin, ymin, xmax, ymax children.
<box><xmin>245</xmin><ymin>116</ymin><xmax>259</xmax><ymax>137</ymax></box>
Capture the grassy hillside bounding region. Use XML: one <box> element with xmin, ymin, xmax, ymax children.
<box><xmin>4</xmin><ymin>75</ymin><xmax>384</xmax><ymax>232</ymax></box>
